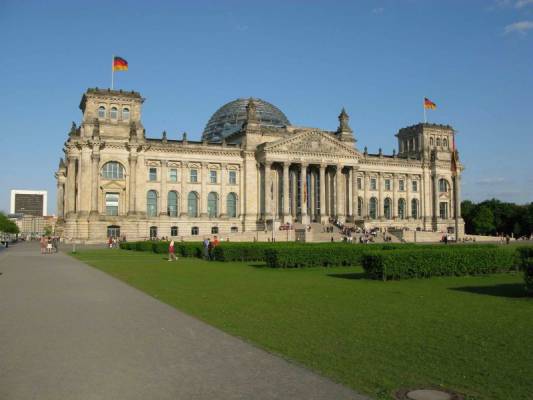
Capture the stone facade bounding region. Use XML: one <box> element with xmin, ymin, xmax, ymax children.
<box><xmin>56</xmin><ymin>88</ymin><xmax>464</xmax><ymax>242</ymax></box>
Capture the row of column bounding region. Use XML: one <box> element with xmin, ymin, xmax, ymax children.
<box><xmin>262</xmin><ymin>162</ymin><xmax>450</xmax><ymax>223</ymax></box>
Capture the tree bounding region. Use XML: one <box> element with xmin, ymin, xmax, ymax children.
<box><xmin>472</xmin><ymin>205</ymin><xmax>495</xmax><ymax>235</ymax></box>
<box><xmin>0</xmin><ymin>212</ymin><xmax>19</xmax><ymax>234</ymax></box>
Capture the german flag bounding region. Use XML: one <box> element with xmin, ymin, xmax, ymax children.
<box><xmin>113</xmin><ymin>56</ymin><xmax>128</xmax><ymax>71</ymax></box>
<box><xmin>424</xmin><ymin>97</ymin><xmax>436</xmax><ymax>110</ymax></box>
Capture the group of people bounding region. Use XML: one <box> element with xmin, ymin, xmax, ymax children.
<box><xmin>40</xmin><ymin>236</ymin><xmax>59</xmax><ymax>254</ymax></box>
<box><xmin>202</xmin><ymin>236</ymin><xmax>220</xmax><ymax>260</ymax></box>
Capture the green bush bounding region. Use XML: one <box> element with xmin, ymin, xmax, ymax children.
<box><xmin>362</xmin><ymin>246</ymin><xmax>520</xmax><ymax>280</ymax></box>
<box><xmin>120</xmin><ymin>240</ymin><xmax>203</xmax><ymax>257</ymax></box>
<box><xmin>517</xmin><ymin>246</ymin><xmax>533</xmax><ymax>295</ymax></box>
<box><xmin>264</xmin><ymin>243</ymin><xmax>411</xmax><ymax>268</ymax></box>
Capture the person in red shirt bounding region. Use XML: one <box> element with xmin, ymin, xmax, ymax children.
<box><xmin>168</xmin><ymin>240</ymin><xmax>177</xmax><ymax>261</ymax></box>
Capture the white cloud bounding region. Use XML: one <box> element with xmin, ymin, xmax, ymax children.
<box><xmin>516</xmin><ymin>0</ymin><xmax>533</xmax><ymax>8</ymax></box>
<box><xmin>504</xmin><ymin>20</ymin><xmax>533</xmax><ymax>34</ymax></box>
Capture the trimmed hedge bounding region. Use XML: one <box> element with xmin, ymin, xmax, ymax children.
<box><xmin>120</xmin><ymin>241</ymin><xmax>203</xmax><ymax>258</ymax></box>
<box><xmin>361</xmin><ymin>246</ymin><xmax>520</xmax><ymax>280</ymax></box>
<box><xmin>264</xmin><ymin>243</ymin><xmax>411</xmax><ymax>268</ymax></box>
<box><xmin>518</xmin><ymin>246</ymin><xmax>533</xmax><ymax>295</ymax></box>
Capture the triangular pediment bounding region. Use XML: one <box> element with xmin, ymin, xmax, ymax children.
<box><xmin>264</xmin><ymin>130</ymin><xmax>358</xmax><ymax>157</ymax></box>
<box><xmin>101</xmin><ymin>180</ymin><xmax>126</xmax><ymax>190</ymax></box>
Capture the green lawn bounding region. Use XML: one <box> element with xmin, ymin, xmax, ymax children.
<box><xmin>73</xmin><ymin>249</ymin><xmax>533</xmax><ymax>400</ymax></box>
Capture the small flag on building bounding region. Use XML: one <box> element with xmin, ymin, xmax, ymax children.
<box><xmin>113</xmin><ymin>56</ymin><xmax>128</xmax><ymax>71</ymax></box>
<box><xmin>424</xmin><ymin>97</ymin><xmax>437</xmax><ymax>109</ymax></box>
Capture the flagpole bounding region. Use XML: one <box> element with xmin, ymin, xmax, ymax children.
<box><xmin>111</xmin><ymin>54</ymin><xmax>114</xmax><ymax>90</ymax></box>
<box><xmin>423</xmin><ymin>98</ymin><xmax>427</xmax><ymax>123</ymax></box>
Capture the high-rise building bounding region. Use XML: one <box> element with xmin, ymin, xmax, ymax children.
<box><xmin>10</xmin><ymin>190</ymin><xmax>47</xmax><ymax>217</ymax></box>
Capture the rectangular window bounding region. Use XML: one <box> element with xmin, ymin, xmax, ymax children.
<box><xmin>357</xmin><ymin>177</ymin><xmax>362</xmax><ymax>190</ymax></box>
<box><xmin>399</xmin><ymin>180</ymin><xmax>405</xmax><ymax>191</ymax></box>
<box><xmin>439</xmin><ymin>202</ymin><xmax>448</xmax><ymax>219</ymax></box>
<box><xmin>190</xmin><ymin>169</ymin><xmax>198</xmax><ymax>183</ymax></box>
<box><xmin>370</xmin><ymin>178</ymin><xmax>377</xmax><ymax>191</ymax></box>
<box><xmin>149</xmin><ymin>167</ymin><xmax>157</xmax><ymax>181</ymax></box>
<box><xmin>210</xmin><ymin>170</ymin><xmax>217</xmax><ymax>184</ymax></box>
<box><xmin>229</xmin><ymin>171</ymin><xmax>237</xmax><ymax>185</ymax></box>
<box><xmin>412</xmin><ymin>181</ymin><xmax>418</xmax><ymax>192</ymax></box>
<box><xmin>105</xmin><ymin>192</ymin><xmax>119</xmax><ymax>216</ymax></box>
<box><xmin>169</xmin><ymin>168</ymin><xmax>177</xmax><ymax>182</ymax></box>
<box><xmin>384</xmin><ymin>179</ymin><xmax>391</xmax><ymax>191</ymax></box>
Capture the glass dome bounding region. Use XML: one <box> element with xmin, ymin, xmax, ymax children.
<box><xmin>202</xmin><ymin>98</ymin><xmax>290</xmax><ymax>141</ymax></box>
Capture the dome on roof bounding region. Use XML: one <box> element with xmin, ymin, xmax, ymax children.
<box><xmin>202</xmin><ymin>98</ymin><xmax>290</xmax><ymax>141</ymax></box>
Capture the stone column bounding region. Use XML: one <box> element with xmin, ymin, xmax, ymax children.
<box><xmin>378</xmin><ymin>172</ymin><xmax>383</xmax><ymax>220</ymax></box>
<box><xmin>264</xmin><ymin>161</ymin><xmax>272</xmax><ymax>219</ymax></box>
<box><xmin>319</xmin><ymin>164</ymin><xmax>327</xmax><ymax>223</ymax></box>
<box><xmin>57</xmin><ymin>181</ymin><xmax>64</xmax><ymax>218</ymax></box>
<box><xmin>220</xmin><ymin>164</ymin><xmax>227</xmax><ymax>217</ymax></box>
<box><xmin>336</xmin><ymin>164</ymin><xmax>344</xmax><ymax>221</ymax></box>
<box><xmin>300</xmin><ymin>163</ymin><xmax>309</xmax><ymax>224</ymax></box>
<box><xmin>392</xmin><ymin>174</ymin><xmax>397</xmax><ymax>219</ymax></box>
<box><xmin>66</xmin><ymin>156</ymin><xmax>77</xmax><ymax>215</ymax></box>
<box><xmin>180</xmin><ymin>163</ymin><xmax>187</xmax><ymax>216</ymax></box>
<box><xmin>200</xmin><ymin>162</ymin><xmax>207</xmax><ymax>217</ymax></box>
<box><xmin>454</xmin><ymin>175</ymin><xmax>461</xmax><ymax>218</ymax></box>
<box><xmin>90</xmin><ymin>153</ymin><xmax>100</xmax><ymax>215</ymax></box>
<box><xmin>79</xmin><ymin>146</ymin><xmax>92</xmax><ymax>215</ymax></box>
<box><xmin>282</xmin><ymin>162</ymin><xmax>290</xmax><ymax>223</ymax></box>
<box><xmin>128</xmin><ymin>154</ymin><xmax>137</xmax><ymax>215</ymax></box>
<box><xmin>363</xmin><ymin>173</ymin><xmax>369</xmax><ymax>218</ymax></box>
<box><xmin>352</xmin><ymin>168</ymin><xmax>358</xmax><ymax>219</ymax></box>
<box><xmin>406</xmin><ymin>174</ymin><xmax>411</xmax><ymax>218</ymax></box>
<box><xmin>433</xmin><ymin>174</ymin><xmax>439</xmax><ymax>223</ymax></box>
<box><xmin>160</xmin><ymin>160</ymin><xmax>168</xmax><ymax>216</ymax></box>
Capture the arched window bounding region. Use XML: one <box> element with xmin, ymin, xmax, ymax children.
<box><xmin>443</xmin><ymin>138</ymin><xmax>448</xmax><ymax>148</ymax></box>
<box><xmin>384</xmin><ymin>198</ymin><xmax>392</xmax><ymax>219</ymax></box>
<box><xmin>147</xmin><ymin>190</ymin><xmax>158</xmax><ymax>217</ymax></box>
<box><xmin>436</xmin><ymin>138</ymin><xmax>441</xmax><ymax>147</ymax></box>
<box><xmin>187</xmin><ymin>191</ymin><xmax>199</xmax><ymax>217</ymax></box>
<box><xmin>122</xmin><ymin>108</ymin><xmax>130</xmax><ymax>121</ymax></box>
<box><xmin>227</xmin><ymin>192</ymin><xmax>237</xmax><ymax>218</ymax></box>
<box><xmin>110</xmin><ymin>107</ymin><xmax>118</xmax><ymax>120</ymax></box>
<box><xmin>369</xmin><ymin>197</ymin><xmax>377</xmax><ymax>219</ymax></box>
<box><xmin>357</xmin><ymin>197</ymin><xmax>363</xmax><ymax>217</ymax></box>
<box><xmin>98</xmin><ymin>106</ymin><xmax>106</xmax><ymax>119</ymax></box>
<box><xmin>398</xmin><ymin>198</ymin><xmax>406</xmax><ymax>220</ymax></box>
<box><xmin>207</xmin><ymin>192</ymin><xmax>218</xmax><ymax>218</ymax></box>
<box><xmin>439</xmin><ymin>178</ymin><xmax>449</xmax><ymax>192</ymax></box>
<box><xmin>101</xmin><ymin>161</ymin><xmax>125</xmax><ymax>179</ymax></box>
<box><xmin>430</xmin><ymin>137</ymin><xmax>434</xmax><ymax>146</ymax></box>
<box><xmin>411</xmin><ymin>199</ymin><xmax>418</xmax><ymax>219</ymax></box>
<box><xmin>168</xmin><ymin>191</ymin><xmax>178</xmax><ymax>217</ymax></box>
<box><xmin>191</xmin><ymin>226</ymin><xmax>199</xmax><ymax>235</ymax></box>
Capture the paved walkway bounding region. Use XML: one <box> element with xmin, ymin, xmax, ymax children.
<box><xmin>0</xmin><ymin>243</ymin><xmax>369</xmax><ymax>400</ymax></box>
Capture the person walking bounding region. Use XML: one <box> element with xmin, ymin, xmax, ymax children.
<box><xmin>40</xmin><ymin>236</ymin><xmax>46</xmax><ymax>255</ymax></box>
<box><xmin>46</xmin><ymin>237</ymin><xmax>53</xmax><ymax>254</ymax></box>
<box><xmin>203</xmin><ymin>237</ymin><xmax>210</xmax><ymax>260</ymax></box>
<box><xmin>168</xmin><ymin>240</ymin><xmax>177</xmax><ymax>261</ymax></box>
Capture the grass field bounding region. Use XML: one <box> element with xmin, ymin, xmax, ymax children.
<box><xmin>73</xmin><ymin>249</ymin><xmax>533</xmax><ymax>400</ymax></box>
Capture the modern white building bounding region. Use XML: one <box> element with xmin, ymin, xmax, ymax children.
<box><xmin>10</xmin><ymin>190</ymin><xmax>47</xmax><ymax>217</ymax></box>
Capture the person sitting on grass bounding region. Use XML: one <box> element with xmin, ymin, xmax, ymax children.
<box><xmin>168</xmin><ymin>240</ymin><xmax>177</xmax><ymax>262</ymax></box>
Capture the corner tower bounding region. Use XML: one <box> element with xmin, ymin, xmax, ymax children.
<box><xmin>78</xmin><ymin>88</ymin><xmax>145</xmax><ymax>141</ymax></box>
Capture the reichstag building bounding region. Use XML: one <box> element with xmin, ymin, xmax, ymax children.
<box><xmin>55</xmin><ymin>88</ymin><xmax>463</xmax><ymax>242</ymax></box>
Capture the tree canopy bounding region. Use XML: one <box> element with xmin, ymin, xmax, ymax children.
<box><xmin>461</xmin><ymin>199</ymin><xmax>533</xmax><ymax>237</ymax></box>
<box><xmin>0</xmin><ymin>212</ymin><xmax>20</xmax><ymax>234</ymax></box>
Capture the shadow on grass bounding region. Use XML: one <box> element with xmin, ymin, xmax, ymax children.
<box><xmin>327</xmin><ymin>272</ymin><xmax>368</xmax><ymax>280</ymax></box>
<box><xmin>451</xmin><ymin>283</ymin><xmax>527</xmax><ymax>298</ymax></box>
<box><xmin>249</xmin><ymin>263</ymin><xmax>268</xmax><ymax>268</ymax></box>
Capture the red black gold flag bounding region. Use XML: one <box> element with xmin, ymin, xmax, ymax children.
<box><xmin>113</xmin><ymin>56</ymin><xmax>128</xmax><ymax>71</ymax></box>
<box><xmin>424</xmin><ymin>97</ymin><xmax>436</xmax><ymax>110</ymax></box>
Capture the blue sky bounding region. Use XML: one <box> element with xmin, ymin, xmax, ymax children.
<box><xmin>0</xmin><ymin>0</ymin><xmax>532</xmax><ymax>214</ymax></box>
